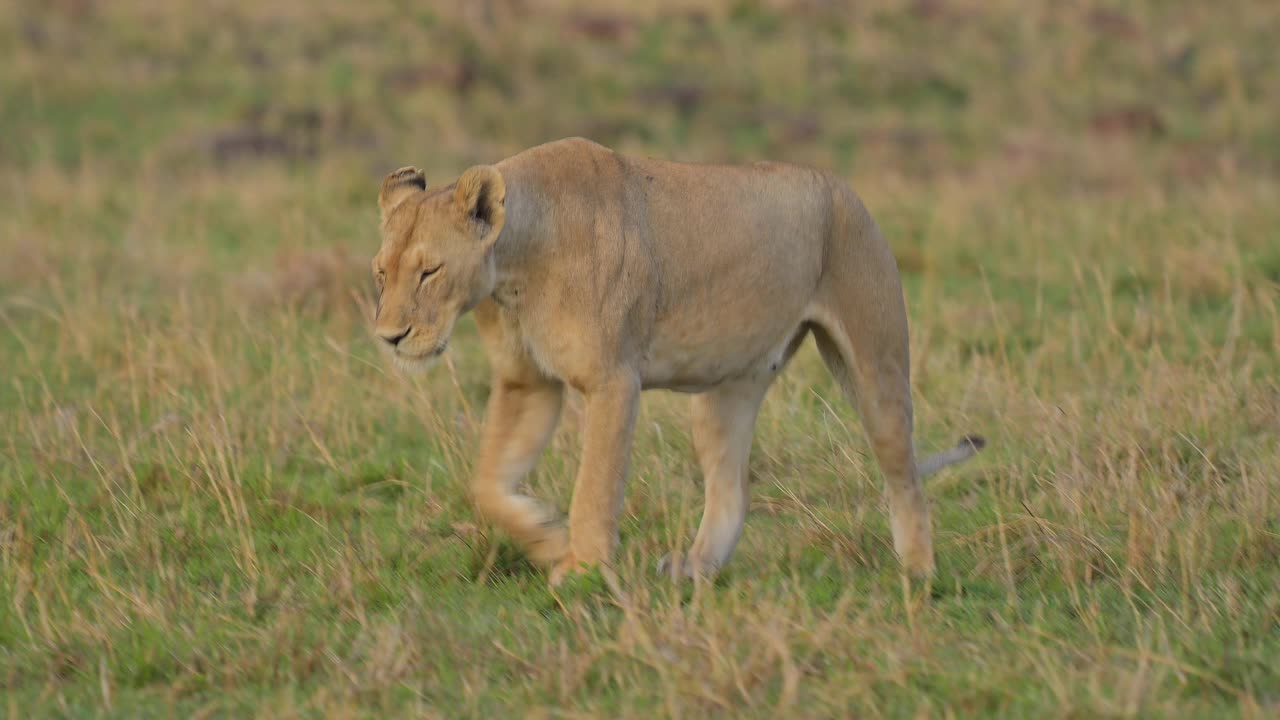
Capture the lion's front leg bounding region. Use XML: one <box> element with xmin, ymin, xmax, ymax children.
<box><xmin>549</xmin><ymin>374</ymin><xmax>640</xmax><ymax>585</ymax></box>
<box><xmin>470</xmin><ymin>376</ymin><xmax>569</xmax><ymax>565</ymax></box>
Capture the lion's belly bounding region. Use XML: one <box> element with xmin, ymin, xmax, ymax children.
<box><xmin>637</xmin><ymin>234</ymin><xmax>822</xmax><ymax>392</ymax></box>
<box><xmin>639</xmin><ymin>314</ymin><xmax>807</xmax><ymax>393</ymax></box>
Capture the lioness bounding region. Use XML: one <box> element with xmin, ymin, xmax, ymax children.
<box><xmin>371</xmin><ymin>137</ymin><xmax>983</xmax><ymax>584</ymax></box>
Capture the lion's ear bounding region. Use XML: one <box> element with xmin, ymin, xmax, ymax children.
<box><xmin>453</xmin><ymin>165</ymin><xmax>506</xmax><ymax>242</ymax></box>
<box><xmin>378</xmin><ymin>166</ymin><xmax>427</xmax><ymax>220</ymax></box>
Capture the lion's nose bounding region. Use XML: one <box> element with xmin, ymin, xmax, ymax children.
<box><xmin>378</xmin><ymin>327</ymin><xmax>412</xmax><ymax>346</ymax></box>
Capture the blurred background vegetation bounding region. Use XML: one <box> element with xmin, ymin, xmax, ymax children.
<box><xmin>6</xmin><ymin>0</ymin><xmax>1278</xmax><ymax>322</ymax></box>
<box><xmin>6</xmin><ymin>0</ymin><xmax>1279</xmax><ymax>183</ymax></box>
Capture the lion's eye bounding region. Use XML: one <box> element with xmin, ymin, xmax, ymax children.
<box><xmin>419</xmin><ymin>266</ymin><xmax>441</xmax><ymax>285</ymax></box>
<box><xmin>374</xmin><ymin>270</ymin><xmax>386</xmax><ymax>288</ymax></box>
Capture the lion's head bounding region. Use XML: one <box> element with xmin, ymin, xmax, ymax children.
<box><xmin>371</xmin><ymin>164</ymin><xmax>506</xmax><ymax>370</ymax></box>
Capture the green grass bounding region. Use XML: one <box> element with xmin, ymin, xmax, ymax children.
<box><xmin>2</xmin><ymin>1</ymin><xmax>1279</xmax><ymax>717</ymax></box>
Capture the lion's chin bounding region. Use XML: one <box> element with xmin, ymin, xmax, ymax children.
<box><xmin>390</xmin><ymin>344</ymin><xmax>447</xmax><ymax>374</ymax></box>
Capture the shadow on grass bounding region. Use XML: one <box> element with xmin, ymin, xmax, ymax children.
<box><xmin>467</xmin><ymin>537</ymin><xmax>543</xmax><ymax>585</ymax></box>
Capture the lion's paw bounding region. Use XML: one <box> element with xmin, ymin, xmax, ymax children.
<box><xmin>656</xmin><ymin>551</ymin><xmax>720</xmax><ymax>582</ymax></box>
<box><xmin>548</xmin><ymin>553</ymin><xmax>592</xmax><ymax>587</ymax></box>
<box><xmin>526</xmin><ymin>523</ymin><xmax>570</xmax><ymax>567</ymax></box>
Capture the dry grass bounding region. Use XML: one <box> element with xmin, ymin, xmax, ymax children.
<box><xmin>2</xmin><ymin>0</ymin><xmax>1278</xmax><ymax>717</ymax></box>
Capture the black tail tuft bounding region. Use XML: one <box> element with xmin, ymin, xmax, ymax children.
<box><xmin>959</xmin><ymin>434</ymin><xmax>986</xmax><ymax>451</ymax></box>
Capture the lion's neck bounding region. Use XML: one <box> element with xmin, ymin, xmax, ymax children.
<box><xmin>489</xmin><ymin>176</ymin><xmax>542</xmax><ymax>302</ymax></box>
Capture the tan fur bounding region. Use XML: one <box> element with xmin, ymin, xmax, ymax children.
<box><xmin>371</xmin><ymin>138</ymin><xmax>984</xmax><ymax>584</ymax></box>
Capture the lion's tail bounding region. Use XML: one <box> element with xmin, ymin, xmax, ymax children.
<box><xmin>916</xmin><ymin>434</ymin><xmax>986</xmax><ymax>478</ymax></box>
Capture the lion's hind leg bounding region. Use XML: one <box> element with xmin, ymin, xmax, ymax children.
<box><xmin>661</xmin><ymin>378</ymin><xmax>771</xmax><ymax>580</ymax></box>
<box><xmin>811</xmin><ymin>295</ymin><xmax>934</xmax><ymax>577</ymax></box>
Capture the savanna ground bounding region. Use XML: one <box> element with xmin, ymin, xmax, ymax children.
<box><xmin>2</xmin><ymin>0</ymin><xmax>1279</xmax><ymax>716</ymax></box>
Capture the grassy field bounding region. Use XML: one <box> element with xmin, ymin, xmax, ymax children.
<box><xmin>2</xmin><ymin>0</ymin><xmax>1279</xmax><ymax>716</ymax></box>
